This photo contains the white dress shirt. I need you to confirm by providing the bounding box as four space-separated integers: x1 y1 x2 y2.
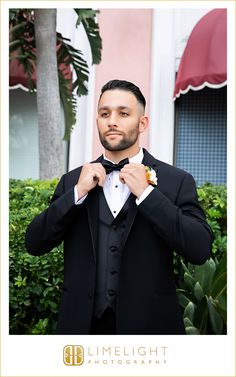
74 148 154 217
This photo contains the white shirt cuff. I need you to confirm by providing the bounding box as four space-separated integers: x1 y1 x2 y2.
74 186 88 205
135 185 154 205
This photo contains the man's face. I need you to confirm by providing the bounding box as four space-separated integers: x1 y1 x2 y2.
97 89 145 152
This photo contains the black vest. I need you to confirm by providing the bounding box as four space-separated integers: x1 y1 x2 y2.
93 189 131 318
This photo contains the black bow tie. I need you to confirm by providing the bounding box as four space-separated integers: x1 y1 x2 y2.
102 158 129 174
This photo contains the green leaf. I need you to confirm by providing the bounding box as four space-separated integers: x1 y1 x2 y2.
177 290 192 309
184 272 195 290
207 297 223 334
183 301 195 323
214 300 227 325
194 258 216 295
194 296 209 334
193 281 204 302
185 326 200 335
180 259 191 275
56 32 89 97
74 8 102 65
58 69 77 140
212 271 227 300
184 317 193 328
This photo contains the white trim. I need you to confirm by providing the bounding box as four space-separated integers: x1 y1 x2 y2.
66 16 95 170
173 80 227 100
149 9 175 165
9 84 36 92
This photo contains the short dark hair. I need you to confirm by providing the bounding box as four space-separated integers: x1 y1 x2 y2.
100 79 146 109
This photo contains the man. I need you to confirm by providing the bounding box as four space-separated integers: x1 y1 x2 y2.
25 79 212 335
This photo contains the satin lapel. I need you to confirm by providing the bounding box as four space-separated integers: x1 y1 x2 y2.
120 149 158 250
142 148 158 171
120 193 138 250
87 186 100 261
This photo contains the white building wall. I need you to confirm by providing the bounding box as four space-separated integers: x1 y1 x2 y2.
149 8 212 165
9 8 214 178
66 7 212 168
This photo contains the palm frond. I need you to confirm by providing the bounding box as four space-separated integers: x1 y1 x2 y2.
9 8 103 140
74 8 102 65
9 9 36 91
58 69 77 141
57 32 90 97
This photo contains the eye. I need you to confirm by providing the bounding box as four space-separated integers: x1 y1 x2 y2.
101 112 109 118
120 112 129 117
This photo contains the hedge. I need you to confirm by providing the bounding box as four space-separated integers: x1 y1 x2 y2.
9 179 227 334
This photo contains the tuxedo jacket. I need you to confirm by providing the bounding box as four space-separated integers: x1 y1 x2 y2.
25 149 212 334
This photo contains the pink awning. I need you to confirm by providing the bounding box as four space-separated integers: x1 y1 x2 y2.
9 58 37 91
173 9 227 100
9 47 72 92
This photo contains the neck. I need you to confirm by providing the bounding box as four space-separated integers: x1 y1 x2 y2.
104 145 140 163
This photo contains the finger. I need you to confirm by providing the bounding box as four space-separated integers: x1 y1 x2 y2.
94 171 106 187
97 175 106 187
119 172 126 184
92 163 106 175
92 164 106 177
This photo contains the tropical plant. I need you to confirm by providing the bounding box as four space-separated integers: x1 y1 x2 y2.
9 8 102 140
173 184 227 334
177 254 227 334
9 8 102 178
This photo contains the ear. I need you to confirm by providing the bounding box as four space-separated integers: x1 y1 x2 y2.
139 116 149 134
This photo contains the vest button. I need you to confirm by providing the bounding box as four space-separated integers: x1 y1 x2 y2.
110 245 117 252
108 289 116 296
112 225 118 230
110 270 117 275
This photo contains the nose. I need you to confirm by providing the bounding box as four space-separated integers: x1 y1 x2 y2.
108 112 118 128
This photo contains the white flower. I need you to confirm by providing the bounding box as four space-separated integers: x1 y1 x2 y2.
145 166 158 186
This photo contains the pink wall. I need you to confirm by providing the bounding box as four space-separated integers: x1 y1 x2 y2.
92 9 153 158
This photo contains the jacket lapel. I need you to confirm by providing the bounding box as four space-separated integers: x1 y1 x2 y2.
142 148 159 171
121 149 159 249
87 187 100 261
120 193 137 250
86 155 103 261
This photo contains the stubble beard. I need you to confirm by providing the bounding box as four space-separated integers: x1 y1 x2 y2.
99 126 140 152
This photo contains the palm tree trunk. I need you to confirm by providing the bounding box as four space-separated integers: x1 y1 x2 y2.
34 9 63 179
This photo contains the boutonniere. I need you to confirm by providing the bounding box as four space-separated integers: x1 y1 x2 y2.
145 166 158 186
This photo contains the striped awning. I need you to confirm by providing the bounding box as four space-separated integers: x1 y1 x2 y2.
173 9 227 100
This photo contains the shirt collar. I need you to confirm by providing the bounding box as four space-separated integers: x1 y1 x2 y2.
103 148 144 164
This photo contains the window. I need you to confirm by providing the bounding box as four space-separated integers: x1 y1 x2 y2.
174 87 227 186
9 89 68 179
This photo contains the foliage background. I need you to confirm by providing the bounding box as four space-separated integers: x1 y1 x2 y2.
9 179 227 334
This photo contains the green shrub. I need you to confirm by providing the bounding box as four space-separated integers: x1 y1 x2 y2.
175 183 227 334
9 179 62 334
197 183 227 258
177 254 226 334
9 179 227 334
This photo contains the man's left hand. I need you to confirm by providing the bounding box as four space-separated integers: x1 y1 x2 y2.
119 163 149 198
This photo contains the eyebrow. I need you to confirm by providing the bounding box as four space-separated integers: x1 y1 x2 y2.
98 105 131 112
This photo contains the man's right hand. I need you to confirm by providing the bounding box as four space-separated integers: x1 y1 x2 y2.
76 163 106 199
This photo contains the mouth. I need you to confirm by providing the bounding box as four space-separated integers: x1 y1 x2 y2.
105 131 123 137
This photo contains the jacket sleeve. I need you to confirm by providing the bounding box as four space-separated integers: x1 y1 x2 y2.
137 173 213 264
25 174 81 256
